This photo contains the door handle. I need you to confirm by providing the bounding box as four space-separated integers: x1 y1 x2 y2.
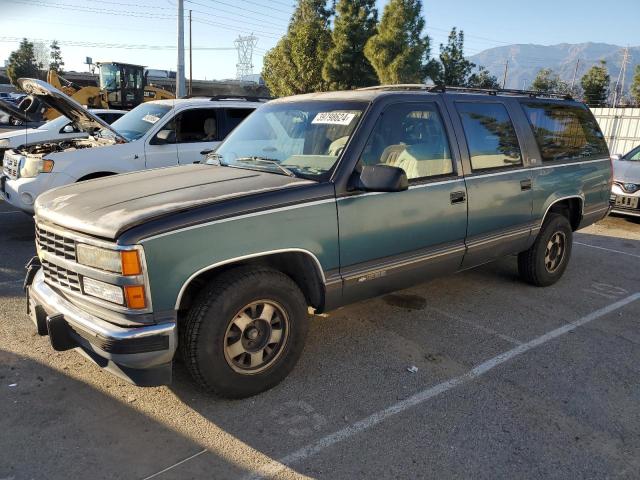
520 179 532 191
450 191 466 204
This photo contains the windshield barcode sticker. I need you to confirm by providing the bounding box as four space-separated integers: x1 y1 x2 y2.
312 112 356 125
142 114 161 124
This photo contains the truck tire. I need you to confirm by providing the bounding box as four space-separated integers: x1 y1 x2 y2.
518 213 573 287
181 266 309 398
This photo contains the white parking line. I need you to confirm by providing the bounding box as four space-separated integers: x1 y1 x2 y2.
246 293 640 480
427 305 523 345
0 279 22 287
574 241 640 259
0 211 21 215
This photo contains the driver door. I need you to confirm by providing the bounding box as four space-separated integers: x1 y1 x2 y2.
144 115 179 168
337 101 468 303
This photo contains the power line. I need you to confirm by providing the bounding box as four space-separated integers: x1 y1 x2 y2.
193 18 279 40
185 0 290 23
0 36 235 51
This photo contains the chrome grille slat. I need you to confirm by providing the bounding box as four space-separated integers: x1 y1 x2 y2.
41 259 82 293
36 224 76 261
3 153 20 179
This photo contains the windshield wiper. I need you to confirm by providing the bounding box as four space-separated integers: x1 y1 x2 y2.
235 156 296 177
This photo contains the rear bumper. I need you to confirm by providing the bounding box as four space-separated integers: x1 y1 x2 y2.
28 268 177 386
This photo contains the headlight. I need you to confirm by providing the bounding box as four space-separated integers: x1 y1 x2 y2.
19 157 54 178
76 244 142 275
82 277 124 305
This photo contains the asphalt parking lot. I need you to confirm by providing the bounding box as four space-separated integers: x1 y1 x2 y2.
1 198 639 480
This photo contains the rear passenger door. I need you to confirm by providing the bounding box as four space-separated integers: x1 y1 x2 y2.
338 101 468 303
446 98 534 267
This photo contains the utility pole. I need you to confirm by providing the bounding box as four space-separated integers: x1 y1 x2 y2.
176 0 185 98
613 47 631 107
188 9 193 96
502 59 509 89
570 58 580 90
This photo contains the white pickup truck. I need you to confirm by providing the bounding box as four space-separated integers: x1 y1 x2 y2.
1 79 264 213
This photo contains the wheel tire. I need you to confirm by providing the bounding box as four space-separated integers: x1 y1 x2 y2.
518 213 573 287
181 267 309 398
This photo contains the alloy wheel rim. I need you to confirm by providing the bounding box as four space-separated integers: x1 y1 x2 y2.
544 231 566 273
223 300 289 375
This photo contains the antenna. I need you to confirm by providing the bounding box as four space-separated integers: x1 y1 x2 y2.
235 34 258 80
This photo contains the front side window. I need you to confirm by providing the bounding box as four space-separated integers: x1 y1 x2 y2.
212 101 366 179
360 103 454 180
110 103 172 141
457 102 522 171
222 108 255 137
522 102 608 162
625 146 640 161
175 108 219 143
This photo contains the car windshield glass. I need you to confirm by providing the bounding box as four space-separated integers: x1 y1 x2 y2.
108 103 172 141
210 101 366 178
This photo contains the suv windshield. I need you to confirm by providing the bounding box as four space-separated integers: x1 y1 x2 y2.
211 101 366 178
108 103 172 141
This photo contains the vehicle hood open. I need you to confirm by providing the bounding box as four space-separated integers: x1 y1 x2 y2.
34 165 315 239
613 159 640 184
0 97 36 123
17 78 127 143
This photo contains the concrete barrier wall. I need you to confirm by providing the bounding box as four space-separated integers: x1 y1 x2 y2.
591 107 640 155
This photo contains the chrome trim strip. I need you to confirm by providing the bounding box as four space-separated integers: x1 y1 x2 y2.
466 157 610 181
142 198 337 242
342 244 466 283
174 248 328 310
465 226 532 250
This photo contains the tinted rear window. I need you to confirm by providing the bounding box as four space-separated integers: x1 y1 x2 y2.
522 103 608 162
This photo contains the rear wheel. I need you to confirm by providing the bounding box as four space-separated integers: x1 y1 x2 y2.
181 267 309 398
518 213 573 287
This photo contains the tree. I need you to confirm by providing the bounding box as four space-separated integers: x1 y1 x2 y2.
467 66 501 89
364 0 432 84
580 60 609 106
6 38 42 86
630 65 640 106
433 28 475 87
49 40 65 74
322 0 378 90
530 68 570 94
262 0 332 97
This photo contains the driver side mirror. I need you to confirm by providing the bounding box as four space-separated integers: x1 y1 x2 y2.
153 129 176 145
62 124 75 134
352 165 408 192
611 154 622 161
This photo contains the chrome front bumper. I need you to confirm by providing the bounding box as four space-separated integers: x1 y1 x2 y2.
28 268 177 386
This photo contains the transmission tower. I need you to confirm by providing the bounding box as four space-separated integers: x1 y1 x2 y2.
613 47 631 107
235 34 258 80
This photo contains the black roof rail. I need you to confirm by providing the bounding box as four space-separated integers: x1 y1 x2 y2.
208 95 271 102
357 84 573 100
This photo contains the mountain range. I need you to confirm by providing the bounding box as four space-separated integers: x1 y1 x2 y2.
469 43 639 91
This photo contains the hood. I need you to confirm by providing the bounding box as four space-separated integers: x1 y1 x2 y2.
0 97 35 123
34 165 315 239
17 78 127 143
0 127 40 140
613 159 640 184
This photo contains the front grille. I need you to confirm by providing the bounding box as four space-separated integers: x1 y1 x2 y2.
41 259 82 293
3 153 20 179
36 223 76 261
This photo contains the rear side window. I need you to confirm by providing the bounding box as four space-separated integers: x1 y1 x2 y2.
456 102 522 171
222 108 255 137
522 103 608 162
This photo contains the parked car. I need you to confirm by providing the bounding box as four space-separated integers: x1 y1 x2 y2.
610 145 640 218
1 78 263 213
0 109 126 166
24 86 611 398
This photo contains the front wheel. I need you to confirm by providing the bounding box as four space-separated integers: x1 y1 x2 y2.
181 267 309 398
518 213 573 287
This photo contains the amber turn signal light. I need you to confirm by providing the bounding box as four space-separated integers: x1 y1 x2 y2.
124 285 146 309
121 250 142 276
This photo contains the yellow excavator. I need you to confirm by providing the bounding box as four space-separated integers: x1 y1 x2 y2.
20 62 175 120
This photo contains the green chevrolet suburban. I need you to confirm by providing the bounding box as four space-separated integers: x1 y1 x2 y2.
25 85 612 398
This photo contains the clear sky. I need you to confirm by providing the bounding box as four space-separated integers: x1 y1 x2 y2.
1 0 638 80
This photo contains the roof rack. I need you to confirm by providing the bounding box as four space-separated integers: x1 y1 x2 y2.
357 84 573 100
209 95 271 102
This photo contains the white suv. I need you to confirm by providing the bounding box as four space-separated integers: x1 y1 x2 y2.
1 79 264 213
